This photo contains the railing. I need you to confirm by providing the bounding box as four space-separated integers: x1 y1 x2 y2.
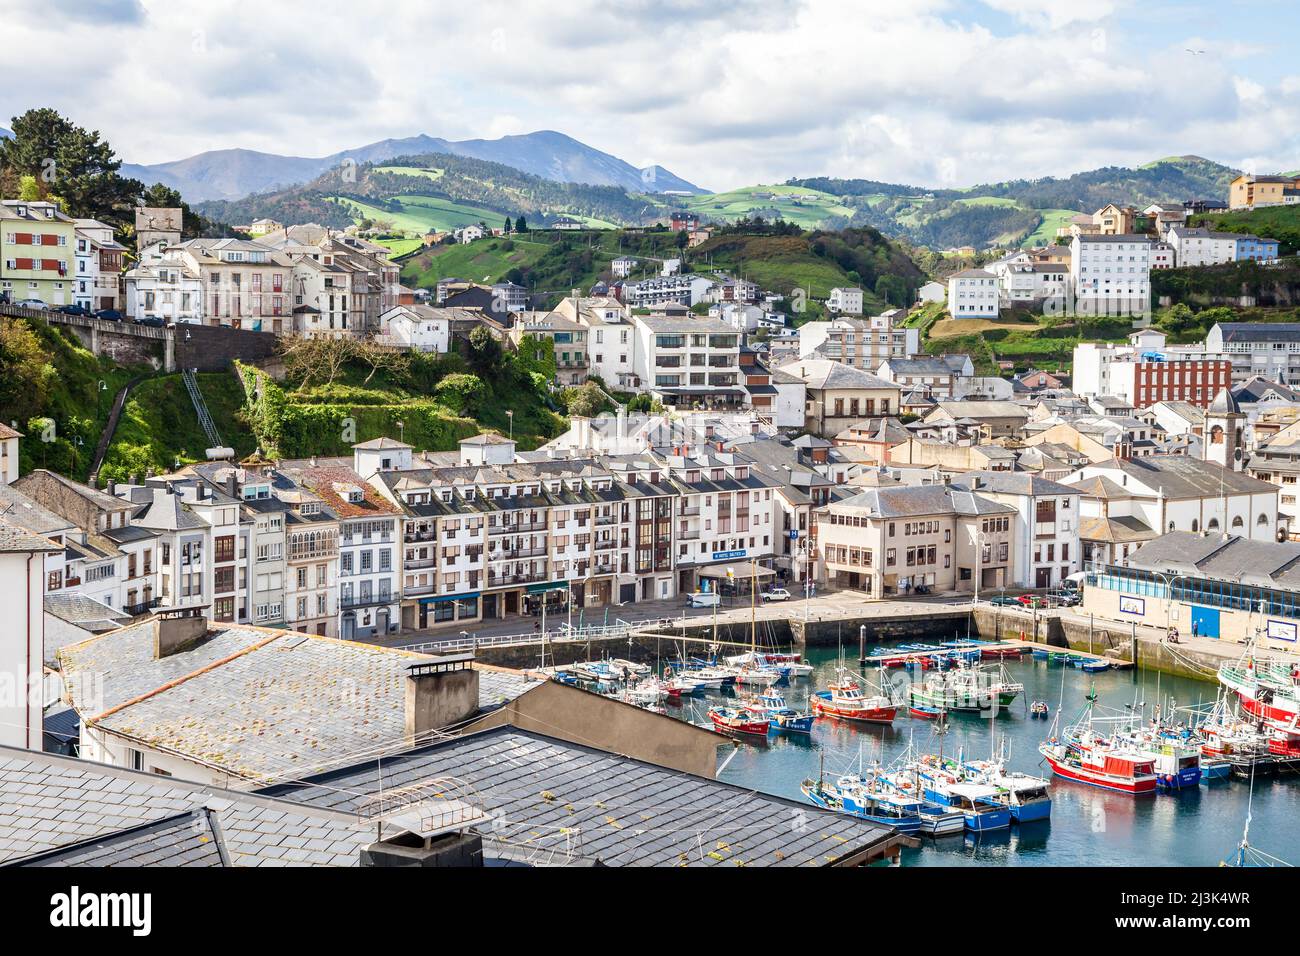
181 369 224 449
400 620 639 655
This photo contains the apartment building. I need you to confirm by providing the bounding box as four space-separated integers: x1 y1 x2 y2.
1073 330 1223 399
1229 174 1300 211
72 219 125 311
796 311 920 370
815 485 1017 596
1165 225 1241 267
987 254 1069 307
950 472 1080 589
290 255 354 337
558 295 640 390
279 461 402 639
875 356 959 399
1204 322 1300 387
946 269 999 318
1069 234 1152 316
633 310 742 407
780 359 901 436
171 238 293 332
10 469 161 616
0 200 77 305
622 273 714 308
827 286 864 314
124 241 204 324
511 312 589 386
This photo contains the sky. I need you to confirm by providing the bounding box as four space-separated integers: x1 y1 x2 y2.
2 0 1299 191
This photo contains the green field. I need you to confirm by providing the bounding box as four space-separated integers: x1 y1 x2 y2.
373 165 446 181
646 184 856 229
402 236 553 287
372 237 425 257
332 194 505 234
1020 209 1076 247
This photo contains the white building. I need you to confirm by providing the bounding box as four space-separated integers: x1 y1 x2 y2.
987 255 1069 307
0 520 59 750
917 281 946 305
632 310 742 407
1065 456 1279 548
378 304 450 353
0 423 19 485
612 256 638 278
623 274 715 308
1069 234 1152 316
951 472 1081 589
1166 225 1238 267
457 224 485 244
946 269 999 318
560 295 640 390
124 241 204 324
827 287 864 315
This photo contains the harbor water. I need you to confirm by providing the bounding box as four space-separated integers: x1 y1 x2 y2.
678 645 1300 866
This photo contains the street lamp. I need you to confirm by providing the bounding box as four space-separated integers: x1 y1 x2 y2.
395 419 404 444
506 409 514 441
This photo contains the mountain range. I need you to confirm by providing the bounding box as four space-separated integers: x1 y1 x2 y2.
120 129 703 202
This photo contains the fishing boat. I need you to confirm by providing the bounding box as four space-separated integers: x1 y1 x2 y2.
980 645 1024 660
800 774 923 834
1038 691 1158 795
606 658 651 677
708 706 770 737
1219 655 1300 730
1030 700 1050 719
1081 660 1110 674
1193 692 1278 779
1031 648 1050 661
811 668 898 724
908 662 1023 713
962 759 1053 823
744 690 814 734
1116 726 1202 791
910 704 944 719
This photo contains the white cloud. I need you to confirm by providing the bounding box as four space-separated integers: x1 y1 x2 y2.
0 0 1297 191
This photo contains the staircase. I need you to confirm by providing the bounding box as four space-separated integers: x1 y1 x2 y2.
181 369 224 450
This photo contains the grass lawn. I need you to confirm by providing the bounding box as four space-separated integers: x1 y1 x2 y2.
1020 209 1076 247
332 194 504 233
650 184 856 229
401 237 552 286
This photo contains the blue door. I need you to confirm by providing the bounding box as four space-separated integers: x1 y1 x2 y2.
1190 605 1220 639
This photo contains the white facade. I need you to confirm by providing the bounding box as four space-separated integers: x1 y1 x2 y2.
917 281 946 304
0 543 54 750
378 305 450 353
827 287 864 315
633 314 742 402
338 512 400 639
947 270 999 318
1069 235 1152 316
1166 226 1237 268
124 242 204 324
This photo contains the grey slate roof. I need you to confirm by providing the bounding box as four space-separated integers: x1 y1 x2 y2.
951 470 1080 497
58 621 543 784
0 747 372 866
832 485 1017 518
0 484 73 535
0 518 60 553
263 727 900 867
43 593 131 632
15 810 229 867
1125 532 1300 589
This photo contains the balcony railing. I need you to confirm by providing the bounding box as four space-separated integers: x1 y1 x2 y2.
489 521 548 535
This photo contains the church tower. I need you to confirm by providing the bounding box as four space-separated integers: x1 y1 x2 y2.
1204 388 1244 471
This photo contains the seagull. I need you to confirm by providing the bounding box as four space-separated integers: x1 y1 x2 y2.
1186 48 1205 55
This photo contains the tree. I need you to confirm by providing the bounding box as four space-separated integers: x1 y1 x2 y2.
563 382 607 417
0 108 144 235
466 325 503 375
278 335 356 389
0 317 55 427
675 229 689 251
434 373 486 415
515 215 528 233
502 216 512 234
352 339 410 385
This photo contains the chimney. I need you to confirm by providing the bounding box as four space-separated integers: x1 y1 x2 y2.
153 610 208 659
405 656 480 743
106 479 116 497
360 830 485 868
227 472 238 499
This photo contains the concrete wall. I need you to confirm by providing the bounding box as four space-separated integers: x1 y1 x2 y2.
485 680 721 778
173 323 278 372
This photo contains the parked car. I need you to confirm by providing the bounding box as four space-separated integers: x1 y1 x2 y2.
685 591 721 609
134 315 165 327
762 587 792 602
989 595 1020 607
1049 589 1081 607
15 298 48 310
54 304 91 316
94 309 124 322
913 583 931 595
1016 594 1046 609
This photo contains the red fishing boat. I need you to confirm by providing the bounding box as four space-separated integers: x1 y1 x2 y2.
811 668 898 724
980 645 1024 660
1038 691 1158 795
707 706 770 737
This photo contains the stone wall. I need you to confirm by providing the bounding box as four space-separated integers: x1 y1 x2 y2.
173 323 278 372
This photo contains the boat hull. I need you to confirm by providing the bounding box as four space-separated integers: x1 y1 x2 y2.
1010 799 1052 824
1040 750 1158 795
812 695 898 724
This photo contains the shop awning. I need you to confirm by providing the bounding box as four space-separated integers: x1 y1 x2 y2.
419 592 480 605
526 581 571 594
699 562 776 580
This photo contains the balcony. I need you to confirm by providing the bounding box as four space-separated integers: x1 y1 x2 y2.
492 545 547 559
341 594 393 610
490 521 548 535
123 597 161 616
488 571 547 588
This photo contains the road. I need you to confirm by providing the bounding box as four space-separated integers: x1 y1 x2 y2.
374 589 976 651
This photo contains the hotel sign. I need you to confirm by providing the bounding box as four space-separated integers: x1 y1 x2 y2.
712 549 747 561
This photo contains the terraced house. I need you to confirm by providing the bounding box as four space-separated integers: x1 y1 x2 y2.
0 200 77 305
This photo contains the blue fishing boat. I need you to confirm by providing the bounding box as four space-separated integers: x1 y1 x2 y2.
744 690 814 734
1031 648 1050 661
1081 660 1110 674
800 772 923 834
